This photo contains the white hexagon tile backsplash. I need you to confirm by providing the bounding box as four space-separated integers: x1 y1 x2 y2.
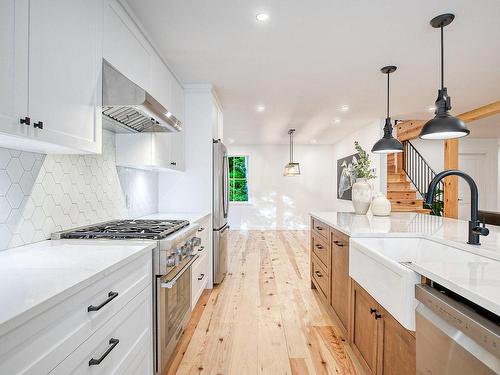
0 130 158 250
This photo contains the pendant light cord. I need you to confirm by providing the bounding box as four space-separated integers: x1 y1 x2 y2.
386 72 390 118
441 26 444 89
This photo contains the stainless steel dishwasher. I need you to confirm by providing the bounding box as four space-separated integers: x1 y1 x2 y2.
415 284 500 375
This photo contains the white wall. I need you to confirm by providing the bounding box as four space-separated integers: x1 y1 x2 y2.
227 144 335 230
330 120 386 211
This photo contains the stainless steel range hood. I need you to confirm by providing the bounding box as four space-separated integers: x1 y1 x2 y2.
102 60 182 133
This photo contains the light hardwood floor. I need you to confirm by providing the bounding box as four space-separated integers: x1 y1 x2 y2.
175 230 362 375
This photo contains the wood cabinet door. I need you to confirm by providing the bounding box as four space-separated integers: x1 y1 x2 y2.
330 231 349 330
377 307 416 375
349 281 379 375
28 0 103 153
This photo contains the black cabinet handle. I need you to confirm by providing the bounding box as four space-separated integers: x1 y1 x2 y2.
333 240 344 247
20 117 30 125
198 246 205 252
33 121 43 129
374 312 382 320
170 162 177 166
314 270 323 278
88 338 119 366
315 244 324 250
370 308 377 314
197 227 205 232
315 226 323 231
198 273 205 281
88 291 119 312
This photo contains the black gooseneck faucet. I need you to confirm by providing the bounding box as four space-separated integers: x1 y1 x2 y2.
425 169 489 245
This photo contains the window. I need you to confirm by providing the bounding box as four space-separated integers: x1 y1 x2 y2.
229 156 249 202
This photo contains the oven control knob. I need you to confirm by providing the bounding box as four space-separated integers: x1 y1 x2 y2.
191 237 201 246
181 244 189 255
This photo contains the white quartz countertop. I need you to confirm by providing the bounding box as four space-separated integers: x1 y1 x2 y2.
312 211 500 315
311 211 500 261
0 239 156 335
139 211 211 224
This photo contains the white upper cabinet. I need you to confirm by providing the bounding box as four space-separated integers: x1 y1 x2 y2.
150 54 173 112
28 0 103 154
0 0 103 154
0 0 29 143
103 0 151 92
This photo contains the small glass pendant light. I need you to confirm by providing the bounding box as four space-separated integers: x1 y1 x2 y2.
419 13 470 140
372 65 404 153
284 129 300 176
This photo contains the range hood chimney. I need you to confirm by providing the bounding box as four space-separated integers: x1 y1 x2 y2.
102 60 182 133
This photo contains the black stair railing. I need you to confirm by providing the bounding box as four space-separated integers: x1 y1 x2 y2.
402 140 444 216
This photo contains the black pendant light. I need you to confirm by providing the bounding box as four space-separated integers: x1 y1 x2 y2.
419 13 469 140
372 65 404 154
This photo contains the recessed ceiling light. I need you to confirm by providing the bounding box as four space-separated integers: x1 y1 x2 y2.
333 118 341 124
255 105 265 112
428 106 436 112
339 105 349 112
256 13 270 22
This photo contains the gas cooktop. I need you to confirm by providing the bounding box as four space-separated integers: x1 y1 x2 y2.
55 219 190 240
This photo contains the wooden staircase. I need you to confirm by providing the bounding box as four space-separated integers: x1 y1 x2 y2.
387 154 431 214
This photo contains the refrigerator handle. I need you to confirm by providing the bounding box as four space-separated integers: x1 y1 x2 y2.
223 154 229 218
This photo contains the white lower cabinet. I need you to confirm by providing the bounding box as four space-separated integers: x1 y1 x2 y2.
49 286 152 375
191 216 211 307
0 252 153 375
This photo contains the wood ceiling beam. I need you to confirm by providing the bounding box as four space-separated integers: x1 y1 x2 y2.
458 100 500 123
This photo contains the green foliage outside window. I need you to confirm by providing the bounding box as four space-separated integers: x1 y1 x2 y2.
229 156 248 202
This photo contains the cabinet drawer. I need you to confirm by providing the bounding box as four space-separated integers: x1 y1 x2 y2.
331 228 349 248
49 286 152 375
0 252 152 375
192 252 209 307
311 218 329 240
311 233 330 270
311 255 330 302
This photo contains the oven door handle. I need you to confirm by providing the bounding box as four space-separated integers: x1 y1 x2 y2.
160 254 199 289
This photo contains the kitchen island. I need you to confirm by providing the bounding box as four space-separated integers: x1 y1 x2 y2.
310 211 500 375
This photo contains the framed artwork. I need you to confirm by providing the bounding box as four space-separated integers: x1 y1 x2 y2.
337 153 359 201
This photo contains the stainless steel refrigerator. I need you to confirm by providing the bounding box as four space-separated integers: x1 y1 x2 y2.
213 139 229 284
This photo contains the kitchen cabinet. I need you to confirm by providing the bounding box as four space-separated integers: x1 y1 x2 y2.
330 228 350 331
0 251 152 374
116 132 184 171
192 216 211 306
0 0 103 154
103 0 152 93
349 280 416 375
310 218 349 334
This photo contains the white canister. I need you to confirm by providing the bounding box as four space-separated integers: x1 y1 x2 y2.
371 193 391 216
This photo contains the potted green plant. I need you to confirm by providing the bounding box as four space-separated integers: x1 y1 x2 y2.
352 141 376 214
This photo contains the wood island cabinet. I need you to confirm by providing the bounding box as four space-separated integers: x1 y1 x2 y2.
310 216 416 375
349 280 416 375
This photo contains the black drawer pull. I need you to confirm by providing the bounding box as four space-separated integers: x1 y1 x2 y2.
170 161 177 166
88 338 119 366
374 312 382 320
33 121 43 129
314 270 323 278
88 291 119 312
315 244 324 250
198 273 205 281
315 226 323 231
370 308 377 314
198 246 205 252
198 227 205 232
333 240 344 247
20 117 30 125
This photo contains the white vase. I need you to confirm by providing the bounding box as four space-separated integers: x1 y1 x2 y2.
352 178 372 215
371 193 392 216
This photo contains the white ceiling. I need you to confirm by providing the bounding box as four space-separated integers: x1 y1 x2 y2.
126 0 500 144
468 114 500 138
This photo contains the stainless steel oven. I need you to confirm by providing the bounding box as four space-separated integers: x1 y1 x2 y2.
155 253 198 375
416 284 500 375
